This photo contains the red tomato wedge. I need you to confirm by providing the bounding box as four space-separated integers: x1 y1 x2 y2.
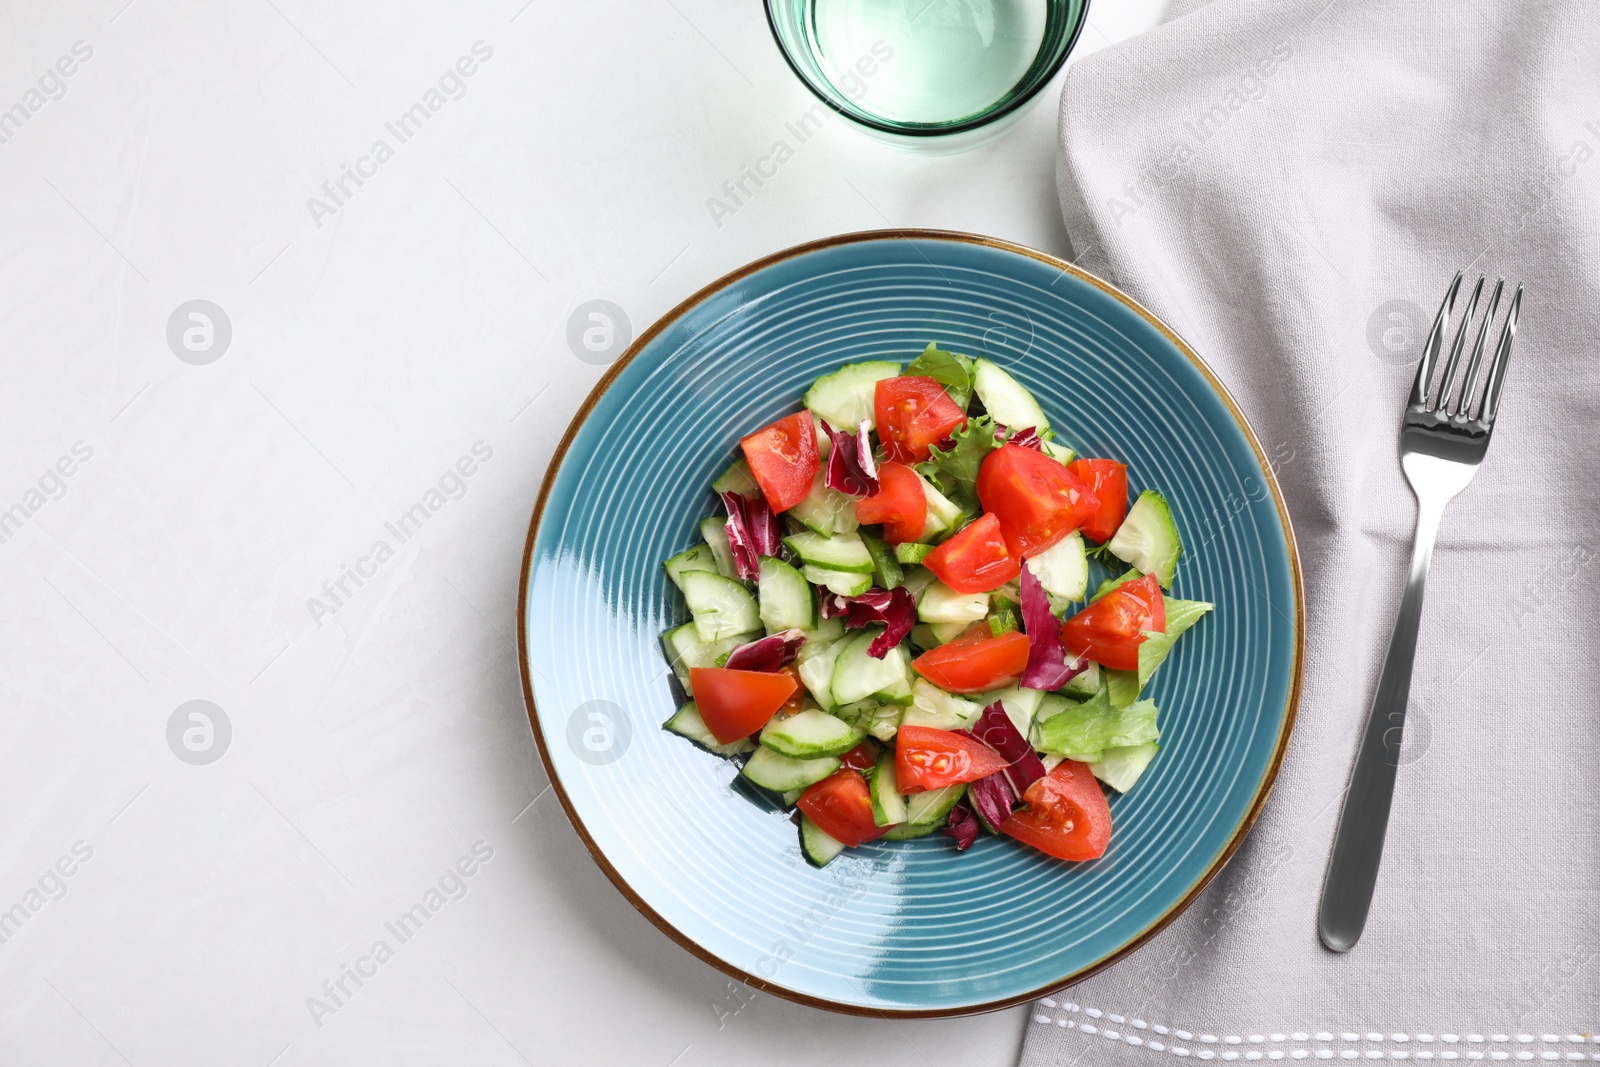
911 628 1031 694
688 667 798 743
739 411 820 513
977 444 1100 557
797 770 886 846
839 741 880 773
1059 574 1166 671
855 461 927 544
1001 759 1112 861
874 376 968 463
922 512 1021 593
895 725 1009 794
1067 458 1129 543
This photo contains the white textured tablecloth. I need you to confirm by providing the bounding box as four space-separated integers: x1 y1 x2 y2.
1024 1 1600 1064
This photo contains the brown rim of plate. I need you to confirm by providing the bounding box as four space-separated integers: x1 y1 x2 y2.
515 228 1305 1019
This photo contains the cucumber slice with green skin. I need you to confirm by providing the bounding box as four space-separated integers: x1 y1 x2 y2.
788 470 859 537
758 556 815 634
661 624 756 693
802 361 901 431
782 787 804 806
784 531 874 573
930 620 971 644
918 580 989 624
972 358 1050 434
908 622 939 650
905 782 967 826
895 542 934 565
981 684 1044 737
797 638 847 710
859 529 903 590
1042 439 1076 465
802 566 873 597
830 628 911 707
711 458 760 497
759 709 866 760
741 746 841 793
1090 741 1160 792
874 667 914 706
881 822 936 840
1062 660 1101 698
798 814 849 867
901 678 984 730
663 702 755 756
865 704 902 742
1026 531 1087 601
1107 490 1183 588
870 750 908 826
805 615 846 645
664 543 720 591
915 473 964 543
901 566 936 602
699 516 738 579
680 570 762 642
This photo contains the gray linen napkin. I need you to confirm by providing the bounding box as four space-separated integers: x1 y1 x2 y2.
1024 1 1600 1063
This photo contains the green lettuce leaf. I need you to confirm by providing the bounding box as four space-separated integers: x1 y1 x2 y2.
906 342 974 409
1036 681 1160 757
1105 597 1214 706
916 414 1002 516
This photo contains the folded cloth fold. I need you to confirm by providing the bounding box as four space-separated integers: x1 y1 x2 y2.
1025 2 1600 1064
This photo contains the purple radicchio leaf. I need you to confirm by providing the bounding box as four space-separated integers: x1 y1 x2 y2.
719 491 781 581
967 700 1047 794
965 771 1018 833
723 629 806 672
1008 426 1044 452
825 419 880 496
836 586 916 658
1019 560 1084 691
943 800 981 851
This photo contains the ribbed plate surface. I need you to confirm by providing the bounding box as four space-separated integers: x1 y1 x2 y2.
518 231 1301 1015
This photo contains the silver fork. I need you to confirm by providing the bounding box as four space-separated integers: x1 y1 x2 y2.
1318 271 1524 953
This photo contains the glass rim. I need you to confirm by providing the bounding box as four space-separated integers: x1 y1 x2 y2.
762 0 1092 137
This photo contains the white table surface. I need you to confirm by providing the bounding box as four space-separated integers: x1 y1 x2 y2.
0 1 1168 1063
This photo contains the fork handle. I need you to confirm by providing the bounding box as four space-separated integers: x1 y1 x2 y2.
1318 495 1447 952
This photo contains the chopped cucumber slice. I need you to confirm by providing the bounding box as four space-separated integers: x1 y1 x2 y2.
796 637 847 711
918 580 989 624
798 814 848 867
781 787 804 806
803 614 846 645
660 624 755 693
915 473 965 542
1107 490 1182 588
973 358 1049 434
906 782 967 826
901 678 984 730
711 458 760 497
909 622 939 650
1090 741 1160 793
663 702 755 756
895 542 934 565
758 556 815 634
1026 531 1087 600
980 684 1044 737
874 667 913 706
663 543 720 591
1042 439 1076 465
741 746 840 792
1063 660 1101 697
866 704 902 742
870 749 908 826
831 627 911 707
680 570 761 642
802 566 873 597
784 530 874 573
901 566 937 601
930 620 971 644
788 470 859 537
759 709 866 760
859 529 903 590
882 822 937 840
698 516 737 579
802 361 901 430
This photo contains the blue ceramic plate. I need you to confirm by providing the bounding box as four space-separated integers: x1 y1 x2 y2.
518 231 1302 1016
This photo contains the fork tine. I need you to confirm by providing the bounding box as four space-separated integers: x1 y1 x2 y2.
1454 278 1504 418
1410 271 1463 408
1479 284 1523 425
1432 275 1484 412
